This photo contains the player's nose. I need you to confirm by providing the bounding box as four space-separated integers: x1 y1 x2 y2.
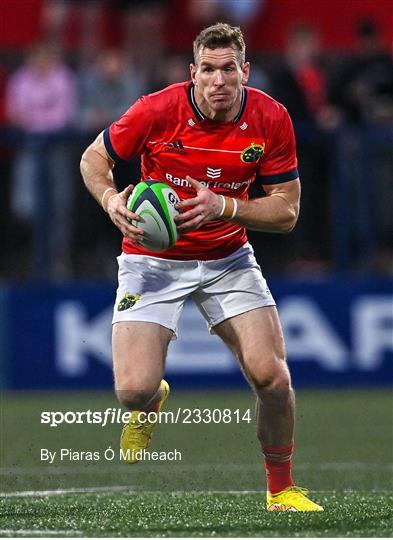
213 70 225 85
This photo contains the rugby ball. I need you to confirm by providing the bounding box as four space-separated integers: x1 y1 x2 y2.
127 180 180 251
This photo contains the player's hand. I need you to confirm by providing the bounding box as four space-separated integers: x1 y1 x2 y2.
106 184 144 243
175 176 224 232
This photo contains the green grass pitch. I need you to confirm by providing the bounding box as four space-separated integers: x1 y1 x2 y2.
0 389 392 537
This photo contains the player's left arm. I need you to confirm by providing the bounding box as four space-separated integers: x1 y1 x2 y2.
175 176 300 233
233 177 300 233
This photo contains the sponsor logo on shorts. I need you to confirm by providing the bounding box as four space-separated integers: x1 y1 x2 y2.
117 293 141 311
240 142 265 163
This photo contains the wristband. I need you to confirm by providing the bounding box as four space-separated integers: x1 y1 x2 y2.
101 187 117 212
218 194 226 217
222 197 234 220
229 198 238 220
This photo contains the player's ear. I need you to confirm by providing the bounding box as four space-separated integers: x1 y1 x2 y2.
241 62 250 85
190 63 197 83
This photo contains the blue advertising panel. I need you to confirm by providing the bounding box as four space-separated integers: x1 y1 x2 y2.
1 279 392 389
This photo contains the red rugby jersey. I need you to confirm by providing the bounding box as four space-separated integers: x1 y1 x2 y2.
103 81 298 260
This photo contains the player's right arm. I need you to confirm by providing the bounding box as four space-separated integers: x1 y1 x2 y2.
80 132 143 242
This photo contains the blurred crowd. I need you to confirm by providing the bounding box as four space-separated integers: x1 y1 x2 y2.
0 0 392 281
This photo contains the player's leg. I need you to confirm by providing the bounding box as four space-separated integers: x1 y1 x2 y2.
214 308 322 511
111 253 200 463
113 321 172 410
113 321 172 464
213 306 294 465
193 243 323 510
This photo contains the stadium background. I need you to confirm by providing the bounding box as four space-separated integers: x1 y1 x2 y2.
0 0 392 537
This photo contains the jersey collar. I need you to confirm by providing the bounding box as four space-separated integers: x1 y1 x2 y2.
188 82 247 123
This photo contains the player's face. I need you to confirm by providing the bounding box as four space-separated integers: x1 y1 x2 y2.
190 46 249 121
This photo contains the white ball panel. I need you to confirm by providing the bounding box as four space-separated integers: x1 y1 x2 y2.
132 200 171 251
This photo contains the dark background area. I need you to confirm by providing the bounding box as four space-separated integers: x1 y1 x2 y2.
0 0 392 282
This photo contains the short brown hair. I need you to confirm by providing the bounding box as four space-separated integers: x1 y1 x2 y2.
193 22 246 65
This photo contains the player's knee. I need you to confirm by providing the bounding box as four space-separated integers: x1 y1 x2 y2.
115 385 159 410
250 360 292 397
265 371 292 398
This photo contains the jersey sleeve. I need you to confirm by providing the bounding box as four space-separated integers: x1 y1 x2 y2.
257 106 299 185
103 95 153 162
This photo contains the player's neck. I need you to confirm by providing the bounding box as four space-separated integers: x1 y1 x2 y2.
194 89 243 123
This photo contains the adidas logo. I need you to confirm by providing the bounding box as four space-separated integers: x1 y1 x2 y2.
207 167 222 179
164 139 187 154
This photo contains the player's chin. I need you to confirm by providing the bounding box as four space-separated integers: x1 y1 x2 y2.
209 94 232 105
209 102 232 115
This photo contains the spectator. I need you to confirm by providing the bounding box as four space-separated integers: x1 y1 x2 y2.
330 19 393 124
6 44 77 280
246 56 271 93
188 0 265 28
152 54 190 91
41 0 104 64
269 24 334 269
76 48 146 277
78 48 146 132
328 21 393 272
117 0 168 79
0 63 13 278
272 23 334 126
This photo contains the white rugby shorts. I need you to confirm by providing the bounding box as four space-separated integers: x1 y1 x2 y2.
112 242 275 336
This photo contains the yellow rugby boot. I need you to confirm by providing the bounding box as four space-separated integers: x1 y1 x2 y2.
120 380 170 464
266 486 324 512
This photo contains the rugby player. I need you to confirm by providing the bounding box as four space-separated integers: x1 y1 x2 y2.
80 22 323 512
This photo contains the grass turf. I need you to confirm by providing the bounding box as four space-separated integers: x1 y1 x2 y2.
2 491 392 537
0 389 392 537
